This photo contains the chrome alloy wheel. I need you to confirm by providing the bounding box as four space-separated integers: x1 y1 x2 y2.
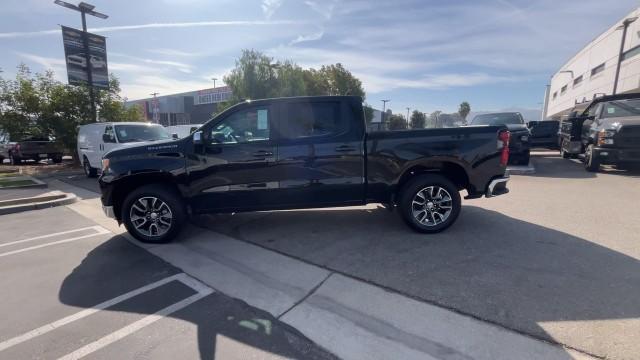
129 196 173 237
411 186 453 226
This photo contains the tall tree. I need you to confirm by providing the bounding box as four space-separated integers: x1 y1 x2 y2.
388 113 408 130
363 103 375 124
428 110 442 128
410 110 426 129
458 101 471 122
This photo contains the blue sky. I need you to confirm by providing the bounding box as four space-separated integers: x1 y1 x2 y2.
0 0 638 114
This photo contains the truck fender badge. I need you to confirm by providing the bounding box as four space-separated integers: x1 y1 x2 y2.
147 144 178 151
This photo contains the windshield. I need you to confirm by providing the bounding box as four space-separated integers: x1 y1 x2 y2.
601 99 640 118
114 124 170 143
471 113 524 125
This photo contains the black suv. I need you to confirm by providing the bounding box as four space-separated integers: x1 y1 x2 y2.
558 93 640 172
469 112 531 165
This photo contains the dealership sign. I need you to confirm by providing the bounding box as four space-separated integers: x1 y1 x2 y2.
61 26 109 89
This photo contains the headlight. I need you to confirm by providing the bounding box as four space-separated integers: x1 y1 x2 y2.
597 129 616 146
101 158 110 171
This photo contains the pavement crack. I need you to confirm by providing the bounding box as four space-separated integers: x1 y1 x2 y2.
277 272 334 320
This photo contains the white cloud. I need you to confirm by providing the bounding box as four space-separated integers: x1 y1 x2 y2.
289 30 324 45
262 0 283 19
120 75 215 100
109 53 193 73
13 52 67 81
304 0 336 20
0 20 301 39
146 48 203 58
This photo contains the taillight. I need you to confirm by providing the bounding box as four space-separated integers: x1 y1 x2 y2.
15 144 21 152
498 130 510 166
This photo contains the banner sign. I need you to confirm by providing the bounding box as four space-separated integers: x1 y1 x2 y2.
61 26 109 89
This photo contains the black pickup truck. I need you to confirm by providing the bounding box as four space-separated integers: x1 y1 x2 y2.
99 96 511 243
559 93 640 172
469 112 531 165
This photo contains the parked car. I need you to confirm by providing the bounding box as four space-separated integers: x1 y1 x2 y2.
469 112 531 165
0 134 63 165
77 122 171 177
98 96 511 243
558 93 640 172
527 120 560 149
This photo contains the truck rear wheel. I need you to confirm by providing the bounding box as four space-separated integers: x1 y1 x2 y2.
560 140 571 159
399 174 461 234
9 154 22 165
122 184 186 243
83 157 98 178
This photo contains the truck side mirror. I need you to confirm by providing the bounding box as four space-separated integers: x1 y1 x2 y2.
193 131 203 144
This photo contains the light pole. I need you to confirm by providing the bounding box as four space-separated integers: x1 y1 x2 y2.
211 77 218 88
54 1 108 122
613 17 638 95
406 107 411 128
381 99 390 129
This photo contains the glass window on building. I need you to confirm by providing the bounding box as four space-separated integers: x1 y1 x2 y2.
622 45 640 61
553 92 557 100
591 63 605 77
561 85 567 94
573 75 583 86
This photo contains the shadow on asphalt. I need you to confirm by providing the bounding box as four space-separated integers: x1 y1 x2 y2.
527 152 640 179
195 204 640 359
58 235 335 360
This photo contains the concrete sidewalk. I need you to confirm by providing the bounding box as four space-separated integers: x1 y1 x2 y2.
51 180 594 360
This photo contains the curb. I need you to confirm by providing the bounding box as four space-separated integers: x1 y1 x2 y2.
507 164 536 175
0 175 48 189
0 191 77 215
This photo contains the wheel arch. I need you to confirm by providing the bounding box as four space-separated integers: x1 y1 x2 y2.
110 172 183 221
394 161 470 201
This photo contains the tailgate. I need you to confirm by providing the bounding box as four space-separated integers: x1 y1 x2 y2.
19 141 60 154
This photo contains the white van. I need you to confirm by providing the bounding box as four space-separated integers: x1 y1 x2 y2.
166 125 200 139
77 122 170 177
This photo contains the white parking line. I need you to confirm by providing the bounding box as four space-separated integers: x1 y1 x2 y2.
57 290 212 360
0 226 110 258
0 273 212 353
0 226 104 249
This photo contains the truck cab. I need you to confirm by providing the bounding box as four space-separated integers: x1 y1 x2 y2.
558 94 640 171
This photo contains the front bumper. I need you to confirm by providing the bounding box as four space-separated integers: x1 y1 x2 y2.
485 176 510 197
102 205 116 219
594 147 640 164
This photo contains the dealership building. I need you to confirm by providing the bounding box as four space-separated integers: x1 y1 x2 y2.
543 6 640 119
126 86 232 126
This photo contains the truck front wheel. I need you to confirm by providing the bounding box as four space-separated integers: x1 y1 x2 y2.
399 174 461 234
122 184 186 243
584 145 601 172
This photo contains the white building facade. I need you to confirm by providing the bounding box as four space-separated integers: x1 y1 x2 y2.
544 7 640 119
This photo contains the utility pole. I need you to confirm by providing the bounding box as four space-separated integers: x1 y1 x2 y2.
406 107 411 128
613 17 638 95
211 77 218 88
54 1 108 122
381 99 390 129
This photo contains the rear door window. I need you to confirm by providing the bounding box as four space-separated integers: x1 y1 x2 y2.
279 102 344 140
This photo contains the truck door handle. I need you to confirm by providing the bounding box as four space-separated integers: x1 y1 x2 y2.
335 145 356 152
252 150 273 157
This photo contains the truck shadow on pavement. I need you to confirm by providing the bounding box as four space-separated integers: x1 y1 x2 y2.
57 235 335 360
197 205 640 359
528 152 640 179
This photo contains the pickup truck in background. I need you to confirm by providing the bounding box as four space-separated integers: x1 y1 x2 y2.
99 96 511 243
559 93 640 172
0 135 64 165
468 112 531 165
527 120 560 149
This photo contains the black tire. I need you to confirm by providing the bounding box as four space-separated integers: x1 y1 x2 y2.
560 140 571 159
52 155 63 164
122 184 186 243
517 152 530 166
399 174 462 234
0 156 4 164
83 157 98 178
584 144 600 172
9 154 22 165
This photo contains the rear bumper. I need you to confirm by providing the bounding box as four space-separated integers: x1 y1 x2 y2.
594 147 640 164
485 176 509 198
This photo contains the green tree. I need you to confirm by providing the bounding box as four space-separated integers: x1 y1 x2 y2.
458 101 471 122
410 110 426 129
388 113 407 130
310 63 365 98
223 49 280 104
428 110 442 128
363 103 375 124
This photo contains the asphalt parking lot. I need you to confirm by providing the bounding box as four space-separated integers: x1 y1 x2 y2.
7 150 640 360
192 151 640 360
0 205 336 360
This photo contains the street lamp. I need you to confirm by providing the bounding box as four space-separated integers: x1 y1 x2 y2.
613 17 638 95
211 77 218 88
54 1 108 122
381 99 390 128
406 107 411 128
